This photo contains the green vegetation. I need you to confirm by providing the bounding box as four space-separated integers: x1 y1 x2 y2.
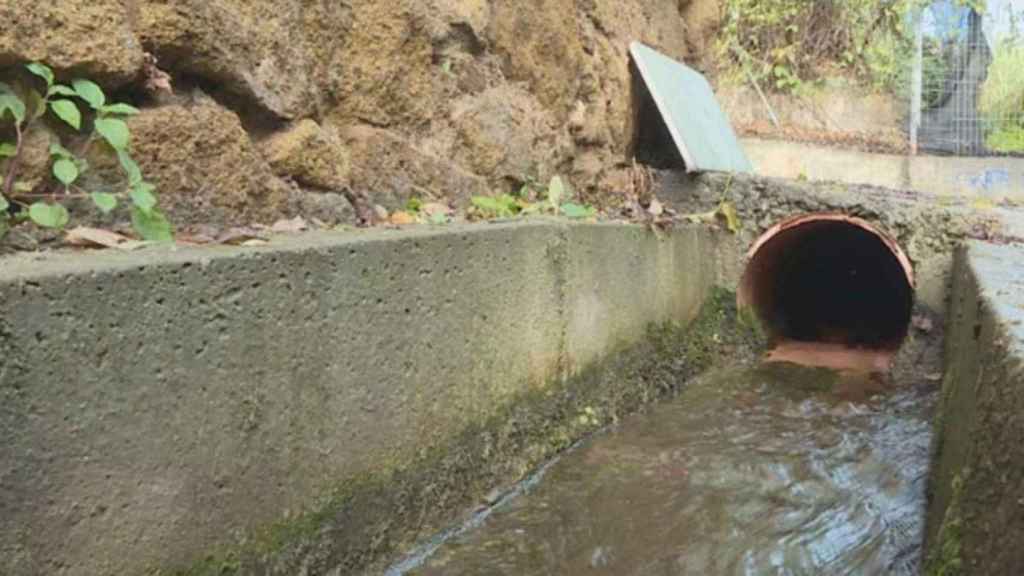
717 0 917 94
981 43 1024 153
0 63 171 241
925 473 965 576
717 0 987 96
469 176 596 221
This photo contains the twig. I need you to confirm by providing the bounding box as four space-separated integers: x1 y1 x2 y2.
3 120 24 200
730 45 781 129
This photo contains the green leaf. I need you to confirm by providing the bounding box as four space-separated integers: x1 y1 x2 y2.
26 63 54 87
72 79 106 110
94 117 130 150
28 202 70 229
49 141 74 159
547 175 565 206
48 85 77 98
90 192 118 214
131 206 173 242
130 182 157 213
53 158 79 186
405 197 423 213
717 201 742 234
0 195 8 212
0 89 26 123
430 211 448 225
0 215 8 239
0 142 16 158
471 195 519 218
50 99 82 130
100 103 141 116
560 202 596 219
118 150 142 185
472 196 501 213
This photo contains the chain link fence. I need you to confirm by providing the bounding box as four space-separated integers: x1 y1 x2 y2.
909 0 1024 156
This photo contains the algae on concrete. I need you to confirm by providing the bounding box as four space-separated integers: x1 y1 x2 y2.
170 287 763 576
925 241 1024 576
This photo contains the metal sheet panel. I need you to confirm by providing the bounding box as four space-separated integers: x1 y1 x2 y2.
629 42 753 174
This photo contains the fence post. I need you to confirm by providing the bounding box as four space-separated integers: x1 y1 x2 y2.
910 6 925 156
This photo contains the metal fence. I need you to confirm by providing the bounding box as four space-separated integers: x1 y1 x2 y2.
909 0 1024 156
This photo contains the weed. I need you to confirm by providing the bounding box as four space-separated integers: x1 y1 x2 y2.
0 62 172 241
469 176 598 221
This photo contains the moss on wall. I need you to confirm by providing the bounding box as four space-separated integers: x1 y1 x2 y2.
169 288 763 576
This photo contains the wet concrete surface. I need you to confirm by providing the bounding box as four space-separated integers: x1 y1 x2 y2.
398 363 937 576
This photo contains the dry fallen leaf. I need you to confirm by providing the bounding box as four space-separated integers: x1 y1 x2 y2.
271 216 309 234
216 227 268 246
421 202 452 217
647 199 664 217
390 211 417 225
65 227 135 250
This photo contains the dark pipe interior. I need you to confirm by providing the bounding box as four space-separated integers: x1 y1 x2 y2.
749 221 914 350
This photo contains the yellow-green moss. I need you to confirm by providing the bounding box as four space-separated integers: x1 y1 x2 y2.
926 473 965 576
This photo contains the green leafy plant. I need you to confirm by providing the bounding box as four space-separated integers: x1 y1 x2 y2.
469 175 599 221
981 43 1024 153
470 194 522 218
0 62 172 241
717 0 931 95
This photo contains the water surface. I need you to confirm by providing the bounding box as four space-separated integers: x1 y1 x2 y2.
405 363 936 576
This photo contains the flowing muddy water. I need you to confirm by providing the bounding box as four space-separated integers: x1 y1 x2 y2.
399 362 937 576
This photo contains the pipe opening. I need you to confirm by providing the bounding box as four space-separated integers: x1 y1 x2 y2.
739 214 915 369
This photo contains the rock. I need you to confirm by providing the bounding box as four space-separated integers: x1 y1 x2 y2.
124 97 288 226
285 188 355 227
134 1 351 120
261 120 350 191
328 2 439 127
0 123 55 195
0 1 144 87
488 0 584 120
449 86 572 186
341 124 489 210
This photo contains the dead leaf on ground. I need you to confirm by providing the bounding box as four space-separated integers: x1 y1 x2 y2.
421 202 452 217
647 199 664 217
175 233 216 245
271 216 309 234
216 227 268 246
717 201 742 234
65 227 141 250
390 211 417 225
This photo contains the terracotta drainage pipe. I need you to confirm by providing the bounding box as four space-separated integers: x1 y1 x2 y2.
738 214 915 372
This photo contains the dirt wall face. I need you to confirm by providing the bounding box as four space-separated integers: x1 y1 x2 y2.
0 0 704 229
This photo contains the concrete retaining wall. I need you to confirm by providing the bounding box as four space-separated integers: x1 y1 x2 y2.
742 137 1024 203
0 221 722 576
926 241 1024 575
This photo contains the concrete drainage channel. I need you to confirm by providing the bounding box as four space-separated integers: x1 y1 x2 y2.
1 175 1023 575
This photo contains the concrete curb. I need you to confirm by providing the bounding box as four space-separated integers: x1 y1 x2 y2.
0 220 724 575
926 240 1024 575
